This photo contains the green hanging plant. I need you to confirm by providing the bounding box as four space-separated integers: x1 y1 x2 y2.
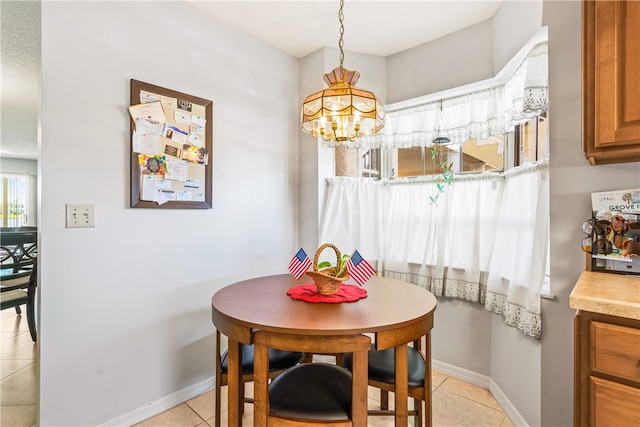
429 100 454 205
428 144 454 205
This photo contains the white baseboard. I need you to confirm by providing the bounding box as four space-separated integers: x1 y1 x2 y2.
98 376 214 427
432 359 491 389
100 362 529 427
488 378 528 427
432 359 528 427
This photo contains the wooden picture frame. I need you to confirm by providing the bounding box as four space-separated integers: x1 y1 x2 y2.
130 79 213 209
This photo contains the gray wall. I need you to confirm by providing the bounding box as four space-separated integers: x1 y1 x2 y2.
542 1 639 426
388 19 498 377
299 47 387 252
387 18 494 104
385 3 544 425
493 0 544 72
39 1 299 424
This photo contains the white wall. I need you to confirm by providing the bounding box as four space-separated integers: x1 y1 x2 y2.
298 49 323 253
0 158 37 175
39 1 299 425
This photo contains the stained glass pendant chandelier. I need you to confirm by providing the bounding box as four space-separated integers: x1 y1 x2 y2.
301 0 384 144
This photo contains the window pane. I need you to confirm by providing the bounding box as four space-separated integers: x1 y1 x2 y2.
397 147 423 177
519 117 538 164
361 148 380 178
537 114 549 161
515 113 549 165
460 136 504 172
0 175 28 227
395 137 504 178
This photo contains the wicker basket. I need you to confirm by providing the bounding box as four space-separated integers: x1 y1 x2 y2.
306 243 349 295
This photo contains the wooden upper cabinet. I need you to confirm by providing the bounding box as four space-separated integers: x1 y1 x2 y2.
583 0 640 165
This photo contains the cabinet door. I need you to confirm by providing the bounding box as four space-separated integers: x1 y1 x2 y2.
583 0 640 165
590 321 640 382
589 376 640 427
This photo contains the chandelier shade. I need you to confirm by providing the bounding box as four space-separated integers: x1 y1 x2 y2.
302 67 384 143
300 0 384 144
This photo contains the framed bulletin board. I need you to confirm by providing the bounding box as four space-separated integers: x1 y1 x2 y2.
129 79 213 209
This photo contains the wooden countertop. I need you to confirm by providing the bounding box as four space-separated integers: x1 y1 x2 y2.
569 271 640 320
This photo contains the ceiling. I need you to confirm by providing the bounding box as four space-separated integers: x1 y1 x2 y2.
0 0 503 161
186 1 504 58
1 1 40 160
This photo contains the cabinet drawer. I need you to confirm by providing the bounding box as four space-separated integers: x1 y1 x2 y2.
589 376 640 427
590 321 640 382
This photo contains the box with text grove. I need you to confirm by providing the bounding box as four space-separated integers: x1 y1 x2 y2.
591 188 640 214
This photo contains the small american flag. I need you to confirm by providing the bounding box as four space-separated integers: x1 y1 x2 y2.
288 248 312 280
347 250 376 286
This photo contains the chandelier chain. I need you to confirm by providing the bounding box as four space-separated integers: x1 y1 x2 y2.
338 0 345 68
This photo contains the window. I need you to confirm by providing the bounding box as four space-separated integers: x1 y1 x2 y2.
386 114 547 179
390 134 505 178
0 175 29 227
360 148 380 178
515 112 549 165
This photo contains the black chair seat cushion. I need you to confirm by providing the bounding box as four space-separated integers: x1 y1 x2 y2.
220 345 304 375
268 363 352 421
343 344 426 388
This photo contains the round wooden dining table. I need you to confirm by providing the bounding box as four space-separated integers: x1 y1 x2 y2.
211 273 437 426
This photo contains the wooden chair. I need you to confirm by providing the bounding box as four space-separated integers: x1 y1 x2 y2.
0 231 38 341
214 330 304 427
342 336 431 427
252 331 371 427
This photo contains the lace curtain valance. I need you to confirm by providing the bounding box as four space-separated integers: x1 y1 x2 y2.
344 39 548 150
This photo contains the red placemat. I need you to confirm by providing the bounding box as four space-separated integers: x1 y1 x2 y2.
287 283 367 303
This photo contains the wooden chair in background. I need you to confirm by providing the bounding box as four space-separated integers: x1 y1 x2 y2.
343 336 431 427
0 231 38 341
214 330 304 427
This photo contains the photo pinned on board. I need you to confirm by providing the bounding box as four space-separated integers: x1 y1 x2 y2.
182 144 209 165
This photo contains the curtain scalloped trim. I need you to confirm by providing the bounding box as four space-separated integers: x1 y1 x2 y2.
382 269 541 340
484 291 542 339
383 270 444 296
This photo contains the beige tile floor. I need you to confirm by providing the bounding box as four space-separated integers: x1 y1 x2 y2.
134 368 515 427
1 307 37 427
1 307 514 427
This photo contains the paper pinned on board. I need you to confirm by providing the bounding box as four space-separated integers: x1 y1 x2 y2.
132 118 161 154
129 101 167 123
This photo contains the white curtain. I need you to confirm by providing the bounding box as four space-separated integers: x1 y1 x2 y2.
318 161 549 339
319 178 384 268
484 161 549 338
355 88 507 148
353 41 548 150
382 172 503 300
504 41 549 128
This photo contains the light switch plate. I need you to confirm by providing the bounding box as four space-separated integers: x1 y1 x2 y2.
66 204 95 228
